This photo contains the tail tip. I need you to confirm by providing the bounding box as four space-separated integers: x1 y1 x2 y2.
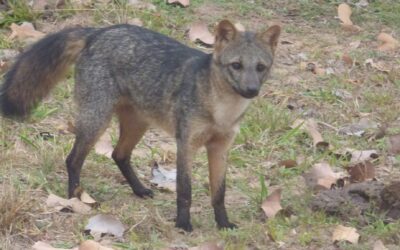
0 92 27 119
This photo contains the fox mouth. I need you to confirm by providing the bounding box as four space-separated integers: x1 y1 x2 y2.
233 87 259 99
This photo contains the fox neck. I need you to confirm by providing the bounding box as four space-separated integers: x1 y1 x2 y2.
208 63 252 129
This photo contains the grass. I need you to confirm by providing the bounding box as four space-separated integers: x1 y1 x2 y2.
0 0 39 27
1 0 400 249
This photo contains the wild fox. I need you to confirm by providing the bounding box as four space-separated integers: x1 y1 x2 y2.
0 20 280 231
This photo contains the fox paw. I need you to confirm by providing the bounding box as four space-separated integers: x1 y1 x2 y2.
175 221 193 232
218 222 238 230
134 188 154 198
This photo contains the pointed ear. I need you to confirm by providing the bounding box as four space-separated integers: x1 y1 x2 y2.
258 25 281 53
214 20 237 51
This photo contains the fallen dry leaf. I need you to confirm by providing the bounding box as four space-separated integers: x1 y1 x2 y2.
188 22 215 45
46 193 91 214
332 225 360 244
337 3 361 32
79 240 114 250
167 0 189 7
349 40 361 49
292 119 329 151
300 62 326 76
9 22 45 43
159 143 177 163
32 240 114 250
33 241 78 250
261 188 282 218
150 162 176 192
188 242 224 250
80 191 97 205
364 58 391 73
94 131 113 159
342 53 353 66
346 161 375 183
377 33 399 51
278 159 297 169
303 163 343 190
338 3 353 26
348 149 378 163
339 117 378 137
373 240 388 250
388 134 400 155
85 214 125 238
234 22 245 32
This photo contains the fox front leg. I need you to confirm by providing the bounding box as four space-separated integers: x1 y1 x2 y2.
206 132 237 229
175 133 194 232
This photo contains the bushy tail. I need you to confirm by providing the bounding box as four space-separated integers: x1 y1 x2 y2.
0 27 96 119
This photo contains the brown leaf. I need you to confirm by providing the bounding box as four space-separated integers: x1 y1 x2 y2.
377 33 399 51
261 188 282 218
85 214 126 238
342 53 353 66
188 22 215 45
46 193 91 214
338 3 353 25
337 4 361 32
373 240 388 250
332 225 360 244
189 242 224 250
94 131 113 159
341 24 361 33
292 119 329 151
348 149 378 163
167 0 189 7
33 241 78 250
346 161 375 183
9 22 45 43
278 159 297 169
388 134 400 155
303 163 342 190
79 240 114 250
365 58 391 73
80 191 97 205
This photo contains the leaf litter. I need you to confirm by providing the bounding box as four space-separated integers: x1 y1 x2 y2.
332 225 360 244
188 22 215 46
46 193 91 214
33 240 114 250
150 161 176 192
261 188 282 218
84 214 126 239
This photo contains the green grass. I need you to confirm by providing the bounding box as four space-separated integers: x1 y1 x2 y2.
0 0 39 27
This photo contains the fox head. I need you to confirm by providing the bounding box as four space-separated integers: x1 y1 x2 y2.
212 20 281 99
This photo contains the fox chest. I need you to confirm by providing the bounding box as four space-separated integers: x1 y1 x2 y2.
213 98 251 132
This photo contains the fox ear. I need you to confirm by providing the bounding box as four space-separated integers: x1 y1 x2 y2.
258 25 281 53
214 20 237 51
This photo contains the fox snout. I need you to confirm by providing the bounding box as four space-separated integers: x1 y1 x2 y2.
241 83 260 98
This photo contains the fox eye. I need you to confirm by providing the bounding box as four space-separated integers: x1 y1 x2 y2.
256 63 267 72
230 62 242 70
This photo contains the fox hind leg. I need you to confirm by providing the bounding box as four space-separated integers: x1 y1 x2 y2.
112 103 153 198
66 104 114 198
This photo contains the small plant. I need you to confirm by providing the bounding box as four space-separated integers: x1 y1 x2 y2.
0 0 39 27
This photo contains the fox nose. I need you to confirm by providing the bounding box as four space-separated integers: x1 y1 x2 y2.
245 85 259 97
